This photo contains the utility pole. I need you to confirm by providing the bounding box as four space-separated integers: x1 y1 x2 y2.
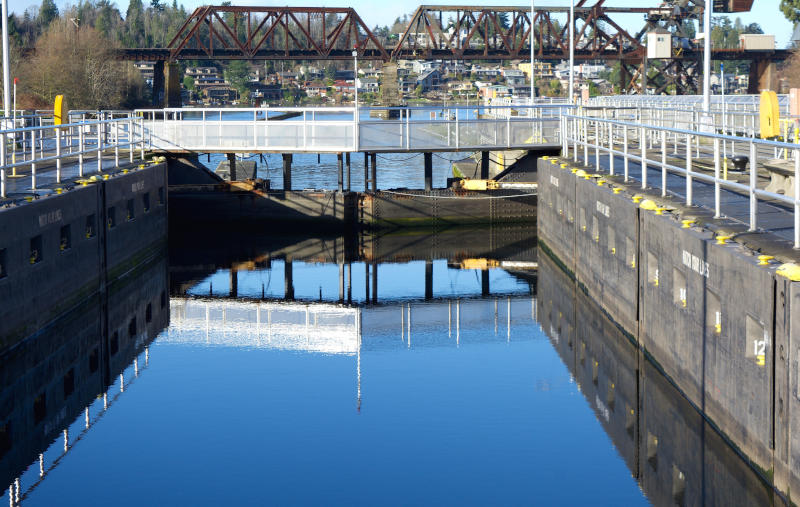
568 0 574 103
530 0 535 104
702 0 712 126
1 0 10 120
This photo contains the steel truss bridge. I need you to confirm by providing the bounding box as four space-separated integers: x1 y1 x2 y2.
114 3 786 96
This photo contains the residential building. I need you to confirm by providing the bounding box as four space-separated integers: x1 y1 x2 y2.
416 69 441 93
357 77 379 93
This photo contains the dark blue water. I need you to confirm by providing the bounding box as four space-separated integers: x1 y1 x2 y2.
1 228 780 505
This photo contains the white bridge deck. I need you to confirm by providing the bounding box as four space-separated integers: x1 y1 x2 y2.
136 105 566 154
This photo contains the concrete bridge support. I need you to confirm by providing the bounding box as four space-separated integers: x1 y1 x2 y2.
424 152 433 191
337 153 343 192
425 259 433 300
370 153 377 192
481 151 489 179
227 153 236 181
282 154 292 191
748 59 777 94
345 153 351 191
363 153 369 192
152 61 165 107
153 61 182 108
284 259 294 300
481 270 490 297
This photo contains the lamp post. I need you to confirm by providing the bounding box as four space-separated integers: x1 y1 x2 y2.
353 48 358 151
1 0 10 121
530 0 535 105
702 0 712 124
568 0 574 103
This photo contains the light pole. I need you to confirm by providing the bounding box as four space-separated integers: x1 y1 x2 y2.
530 0 535 105
353 49 358 150
568 0 574 103
1 0 10 121
702 0 712 122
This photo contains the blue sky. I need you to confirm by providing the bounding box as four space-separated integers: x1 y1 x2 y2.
8 0 796 48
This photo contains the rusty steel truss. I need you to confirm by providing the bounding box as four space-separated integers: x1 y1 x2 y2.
115 2 784 94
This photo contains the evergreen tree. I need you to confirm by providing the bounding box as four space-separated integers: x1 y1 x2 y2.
37 0 58 29
780 0 800 23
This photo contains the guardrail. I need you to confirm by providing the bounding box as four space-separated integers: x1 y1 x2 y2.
561 113 800 248
136 105 568 153
0 115 146 198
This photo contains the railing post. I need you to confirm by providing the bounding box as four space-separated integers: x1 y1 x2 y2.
30 128 36 190
96 122 102 173
0 132 5 198
55 128 61 183
594 121 599 170
114 122 119 168
128 119 134 163
507 113 511 149
573 116 578 163
608 122 614 176
140 118 145 160
78 125 84 177
749 140 757 231
685 133 692 206
713 137 721 218
640 126 647 189
623 124 629 181
455 107 460 150
795 148 799 249
202 110 207 147
405 110 410 151
583 116 588 166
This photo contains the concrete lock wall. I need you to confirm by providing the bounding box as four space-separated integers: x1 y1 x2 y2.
0 163 168 350
538 250 779 506
537 155 800 499
0 256 168 486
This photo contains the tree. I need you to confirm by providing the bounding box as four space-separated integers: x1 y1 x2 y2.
20 21 147 109
224 60 250 100
780 0 800 23
38 0 58 29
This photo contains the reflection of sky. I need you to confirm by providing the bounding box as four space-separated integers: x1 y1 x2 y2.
12 297 647 506
186 259 532 302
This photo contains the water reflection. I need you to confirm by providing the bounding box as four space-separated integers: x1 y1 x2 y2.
1 224 782 505
537 251 786 506
0 256 168 505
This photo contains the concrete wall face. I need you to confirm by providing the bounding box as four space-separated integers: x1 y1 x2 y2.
538 250 778 506
0 256 168 487
537 156 800 500
0 163 168 349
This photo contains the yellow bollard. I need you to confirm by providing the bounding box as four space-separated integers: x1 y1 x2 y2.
716 234 733 245
681 219 696 228
757 255 774 266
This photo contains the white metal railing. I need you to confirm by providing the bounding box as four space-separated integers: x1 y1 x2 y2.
0 114 147 198
561 113 800 248
136 105 567 153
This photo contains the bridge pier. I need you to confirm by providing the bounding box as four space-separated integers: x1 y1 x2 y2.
480 151 489 179
363 152 369 192
282 154 292 191
424 152 433 191
345 153 351 191
284 259 294 300
370 153 377 192
481 270 490 297
337 153 343 192
425 259 433 300
748 59 777 94
152 61 165 107
227 153 236 181
165 62 182 107
230 267 238 298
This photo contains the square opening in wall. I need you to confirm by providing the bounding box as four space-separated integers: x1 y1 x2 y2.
63 368 75 399
143 192 151 213
626 237 636 269
647 252 659 286
158 187 165 205
107 207 116 229
672 465 686 506
85 214 96 239
673 268 687 308
126 199 135 221
29 235 42 265
608 227 616 255
592 216 599 243
745 315 767 367
59 224 71 252
706 290 721 334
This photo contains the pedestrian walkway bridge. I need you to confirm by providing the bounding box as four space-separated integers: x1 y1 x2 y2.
135 104 565 154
